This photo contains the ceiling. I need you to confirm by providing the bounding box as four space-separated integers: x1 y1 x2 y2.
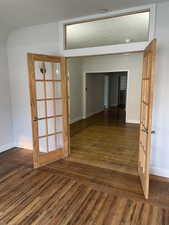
0 0 168 33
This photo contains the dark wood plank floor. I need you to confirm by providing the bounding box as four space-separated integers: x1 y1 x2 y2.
69 108 139 175
0 148 169 224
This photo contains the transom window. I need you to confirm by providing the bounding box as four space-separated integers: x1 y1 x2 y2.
65 11 150 50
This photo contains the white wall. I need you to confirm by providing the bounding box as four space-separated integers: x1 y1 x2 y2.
7 23 60 149
82 53 143 124
67 58 83 123
86 74 105 117
0 37 13 152
150 2 169 177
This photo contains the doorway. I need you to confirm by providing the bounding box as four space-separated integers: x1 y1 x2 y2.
68 55 140 175
27 39 156 199
83 71 128 124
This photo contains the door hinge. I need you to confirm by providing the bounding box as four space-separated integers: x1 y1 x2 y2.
141 128 148 134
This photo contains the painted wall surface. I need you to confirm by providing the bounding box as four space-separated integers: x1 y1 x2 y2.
150 2 169 177
7 23 60 149
0 38 13 152
82 53 143 124
67 58 83 123
86 74 105 117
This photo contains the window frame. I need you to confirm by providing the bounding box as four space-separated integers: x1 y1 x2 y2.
59 4 156 57
64 9 151 50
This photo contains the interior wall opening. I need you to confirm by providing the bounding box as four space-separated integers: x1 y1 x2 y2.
67 52 143 175
83 71 128 123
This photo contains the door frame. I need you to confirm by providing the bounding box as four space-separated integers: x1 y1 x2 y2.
69 69 130 122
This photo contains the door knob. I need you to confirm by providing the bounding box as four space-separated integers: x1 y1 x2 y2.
141 128 155 134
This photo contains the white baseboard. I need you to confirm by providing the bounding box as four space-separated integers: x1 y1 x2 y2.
15 144 33 150
150 166 169 178
126 119 140 124
70 116 83 124
0 143 15 153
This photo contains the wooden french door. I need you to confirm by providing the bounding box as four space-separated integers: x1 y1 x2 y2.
138 39 156 199
27 53 69 168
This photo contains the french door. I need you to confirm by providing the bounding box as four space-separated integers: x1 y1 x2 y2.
27 41 156 198
138 39 156 199
27 53 69 168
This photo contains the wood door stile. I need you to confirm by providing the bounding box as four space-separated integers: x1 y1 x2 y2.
138 39 156 199
27 53 69 168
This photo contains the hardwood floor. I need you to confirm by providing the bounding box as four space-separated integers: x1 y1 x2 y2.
0 147 33 177
0 149 169 224
69 108 139 175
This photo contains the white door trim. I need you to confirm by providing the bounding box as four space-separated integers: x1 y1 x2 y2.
82 70 130 122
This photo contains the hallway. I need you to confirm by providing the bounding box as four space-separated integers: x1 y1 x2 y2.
69 108 139 175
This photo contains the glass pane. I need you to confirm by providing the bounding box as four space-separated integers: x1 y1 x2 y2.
47 100 63 117
56 133 63 148
48 135 56 152
35 61 43 80
38 119 46 137
48 118 55 134
45 81 62 99
55 100 63 115
39 81 62 99
37 101 45 118
35 61 61 80
36 82 44 99
46 82 53 99
48 134 63 152
65 11 150 49
47 117 63 134
51 63 61 80
44 62 52 80
55 82 62 98
39 137 47 153
47 100 54 117
55 63 61 80
56 117 63 132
